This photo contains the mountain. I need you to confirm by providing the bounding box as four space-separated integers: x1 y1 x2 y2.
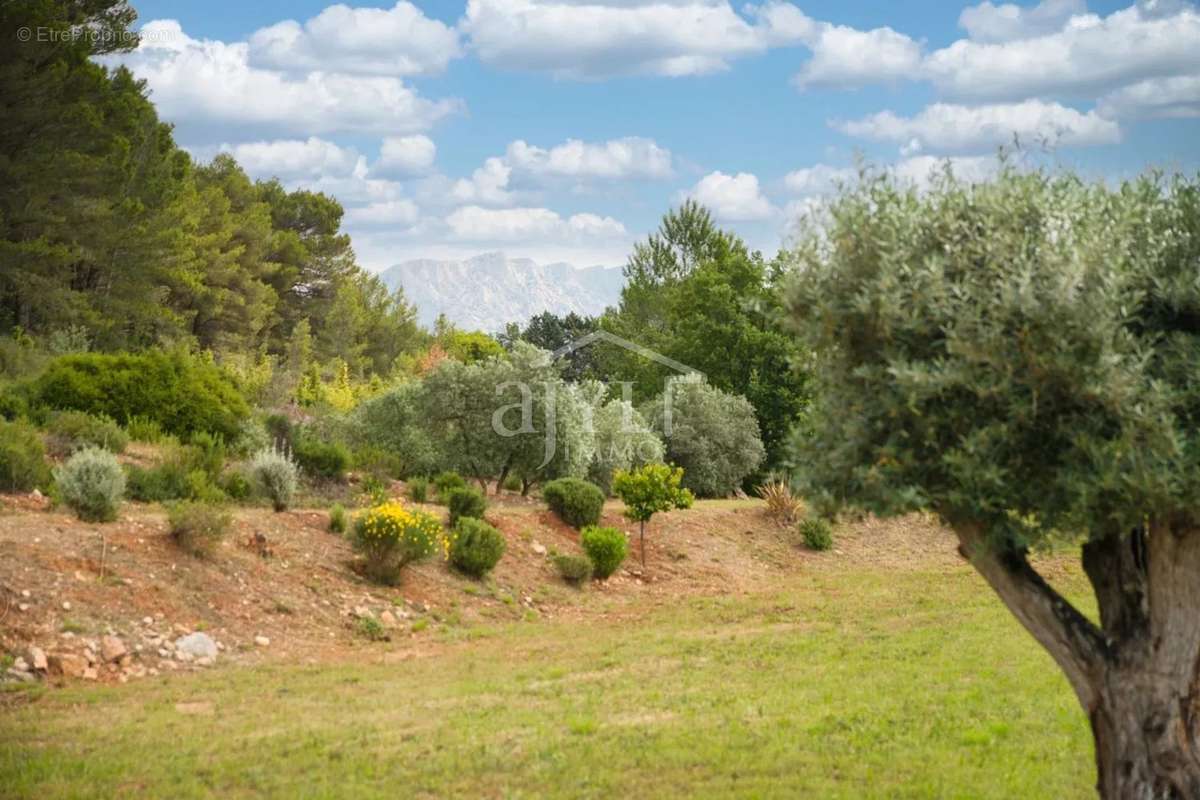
378 252 625 332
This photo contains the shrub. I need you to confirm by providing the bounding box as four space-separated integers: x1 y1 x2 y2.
329 503 347 534
55 447 125 522
446 486 487 526
219 470 252 501
125 438 225 504
642 374 765 497
293 436 349 481
248 446 299 512
543 478 605 529
0 385 30 422
612 463 694 567
588 399 664 495
168 501 232 557
187 431 226 480
501 472 522 492
407 476 429 503
125 462 188 502
263 414 293 449
798 516 833 551
351 446 403 481
0 419 50 492
756 479 803 525
231 417 270 457
30 350 249 440
447 517 505 578
433 470 466 500
46 410 128 456
552 553 593 586
580 525 628 579
355 615 388 641
124 415 163 443
360 474 389 506
350 501 442 584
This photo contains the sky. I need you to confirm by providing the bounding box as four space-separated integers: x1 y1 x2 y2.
110 0 1200 272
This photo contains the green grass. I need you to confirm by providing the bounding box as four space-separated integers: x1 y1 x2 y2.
0 564 1095 798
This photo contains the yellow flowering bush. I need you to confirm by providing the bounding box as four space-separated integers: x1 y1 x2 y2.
351 501 443 584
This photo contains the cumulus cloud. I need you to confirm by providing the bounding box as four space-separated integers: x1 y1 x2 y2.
836 100 1121 153
923 3 1200 102
373 135 437 177
891 154 997 186
445 205 627 241
958 0 1086 42
452 158 516 205
505 137 673 179
248 2 461 76
1098 74 1200 118
216 137 365 180
108 20 460 139
793 23 923 89
685 171 775 221
344 199 421 227
783 164 858 195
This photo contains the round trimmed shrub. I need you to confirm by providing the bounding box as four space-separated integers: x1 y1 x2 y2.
351 501 442 584
46 410 128 456
407 476 429 503
446 486 487 526
447 517 505 578
55 447 125 522
798 516 833 551
543 478 605 529
168 501 232 557
0 418 50 492
433 470 467 500
580 525 628 579
248 446 299 512
328 503 347 534
552 553 593 586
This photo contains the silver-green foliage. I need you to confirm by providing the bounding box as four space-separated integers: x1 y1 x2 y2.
55 446 125 522
248 445 299 512
588 396 664 495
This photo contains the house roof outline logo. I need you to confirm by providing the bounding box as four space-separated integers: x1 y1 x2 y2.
538 330 704 378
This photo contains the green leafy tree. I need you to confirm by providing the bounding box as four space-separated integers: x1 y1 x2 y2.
588 394 664 494
786 165 1200 798
612 463 694 567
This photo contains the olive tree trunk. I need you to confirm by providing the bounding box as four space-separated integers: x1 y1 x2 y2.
955 522 1200 799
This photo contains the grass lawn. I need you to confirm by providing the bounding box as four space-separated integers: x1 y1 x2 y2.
0 562 1096 798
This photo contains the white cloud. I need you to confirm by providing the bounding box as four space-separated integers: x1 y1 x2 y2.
836 100 1121 154
505 137 673 179
958 0 1086 42
461 0 801 79
793 23 923 89
685 171 775 221
783 164 858 195
374 135 437 177
217 137 365 180
923 4 1200 102
892 155 997 186
445 205 627 241
344 199 421 227
1098 74 1200 118
110 20 460 138
248 2 461 76
452 158 515 205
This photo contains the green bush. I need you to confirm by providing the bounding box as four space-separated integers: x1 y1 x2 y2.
219 470 252 501
543 478 605 529
248 446 299 512
501 472 522 492
55 447 125 522
187 431 226 480
0 385 30 422
124 439 225 503
552 553 593 586
798 517 833 551
46 410 128 456
407 476 429 503
350 501 442 584
168 501 232 557
446 486 487 526
360 474 389 506
581 525 628 579
351 446 403 481
329 503 347 534
263 414 293 448
433 470 467 500
30 350 249 440
124 415 163 443
293 436 349 481
355 615 388 641
0 418 50 491
447 517 505 578
125 462 189 503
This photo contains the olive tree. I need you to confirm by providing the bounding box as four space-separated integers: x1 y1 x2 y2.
588 393 665 494
786 165 1200 798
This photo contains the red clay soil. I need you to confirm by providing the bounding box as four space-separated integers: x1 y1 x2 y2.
0 489 965 693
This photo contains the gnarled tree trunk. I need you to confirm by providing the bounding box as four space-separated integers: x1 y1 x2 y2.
955 522 1200 799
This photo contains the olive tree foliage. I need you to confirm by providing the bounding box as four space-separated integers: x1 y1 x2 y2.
587 389 665 495
346 380 442 477
785 165 1200 799
642 374 765 497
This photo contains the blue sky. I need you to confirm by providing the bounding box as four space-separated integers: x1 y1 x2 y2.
113 0 1200 270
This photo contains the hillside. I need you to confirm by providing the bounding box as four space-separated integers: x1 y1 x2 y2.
378 253 624 331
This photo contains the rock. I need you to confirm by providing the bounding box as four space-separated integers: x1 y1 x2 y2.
5 668 34 683
28 646 47 672
12 657 29 672
380 611 398 628
61 601 71 611
83 649 97 665
100 635 127 663
174 632 218 660
17 603 29 612
175 650 194 663
531 542 547 555
50 653 87 678
353 605 370 618
118 654 133 668
82 667 98 681
195 656 214 667
254 635 270 647
31 488 42 499
20 589 30 598
142 617 154 626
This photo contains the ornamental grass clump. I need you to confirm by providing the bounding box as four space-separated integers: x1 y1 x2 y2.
351 501 442 584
